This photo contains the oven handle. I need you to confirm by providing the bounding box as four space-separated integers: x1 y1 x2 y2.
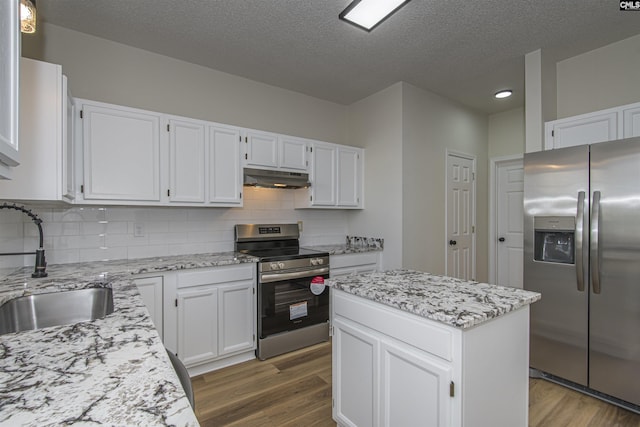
260 267 330 283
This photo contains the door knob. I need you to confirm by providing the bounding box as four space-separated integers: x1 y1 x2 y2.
449 240 457 246
498 237 505 242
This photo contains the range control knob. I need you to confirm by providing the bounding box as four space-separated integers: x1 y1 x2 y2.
278 262 285 269
270 262 279 270
310 258 318 266
316 258 324 265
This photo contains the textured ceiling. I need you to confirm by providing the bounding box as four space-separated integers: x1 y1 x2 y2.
37 0 640 114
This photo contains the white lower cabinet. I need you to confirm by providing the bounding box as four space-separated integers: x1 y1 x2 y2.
333 317 452 427
332 289 530 427
177 286 219 366
163 264 257 376
330 252 381 277
133 275 164 340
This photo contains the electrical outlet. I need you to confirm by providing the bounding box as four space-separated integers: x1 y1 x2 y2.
297 220 303 232
134 223 145 237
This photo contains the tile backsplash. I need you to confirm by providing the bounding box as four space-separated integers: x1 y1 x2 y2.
0 188 349 268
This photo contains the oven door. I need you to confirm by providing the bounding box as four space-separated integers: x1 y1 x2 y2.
259 267 329 338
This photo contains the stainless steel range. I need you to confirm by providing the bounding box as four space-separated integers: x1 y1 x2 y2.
235 223 330 360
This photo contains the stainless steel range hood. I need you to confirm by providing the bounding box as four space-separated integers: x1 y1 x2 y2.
243 168 311 189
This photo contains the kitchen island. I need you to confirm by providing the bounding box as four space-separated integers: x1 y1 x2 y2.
329 270 541 427
0 252 256 426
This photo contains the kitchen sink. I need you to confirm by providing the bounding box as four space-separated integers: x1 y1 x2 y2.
0 287 114 335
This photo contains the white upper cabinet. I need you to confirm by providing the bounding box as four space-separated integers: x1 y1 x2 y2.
208 124 243 205
80 100 162 202
622 104 640 138
245 129 278 168
545 101 640 150
0 0 21 178
296 141 364 209
75 100 243 207
244 130 308 172
0 58 73 201
309 142 336 206
168 117 206 203
279 135 308 171
337 146 361 207
545 110 617 150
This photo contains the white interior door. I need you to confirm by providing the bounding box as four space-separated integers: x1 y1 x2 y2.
495 159 524 288
446 152 476 280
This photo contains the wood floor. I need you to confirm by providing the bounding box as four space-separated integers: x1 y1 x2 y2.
192 341 640 426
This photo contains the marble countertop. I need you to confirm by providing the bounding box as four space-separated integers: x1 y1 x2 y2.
329 269 541 329
0 252 257 426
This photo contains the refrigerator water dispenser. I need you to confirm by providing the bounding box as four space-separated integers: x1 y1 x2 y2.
533 216 575 264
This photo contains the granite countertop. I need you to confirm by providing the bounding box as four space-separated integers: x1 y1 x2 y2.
0 252 258 426
303 244 383 255
329 269 541 329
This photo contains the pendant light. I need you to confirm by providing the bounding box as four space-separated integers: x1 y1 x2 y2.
20 0 36 34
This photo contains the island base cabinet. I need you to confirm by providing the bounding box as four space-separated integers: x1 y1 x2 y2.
333 318 379 427
333 317 452 427
332 289 530 427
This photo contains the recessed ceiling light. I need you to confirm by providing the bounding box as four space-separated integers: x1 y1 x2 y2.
339 0 411 32
494 90 513 99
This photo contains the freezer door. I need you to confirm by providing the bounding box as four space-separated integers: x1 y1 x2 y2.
589 137 640 406
523 145 589 386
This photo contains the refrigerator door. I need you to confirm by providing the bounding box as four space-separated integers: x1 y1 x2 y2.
524 145 589 386
589 137 640 406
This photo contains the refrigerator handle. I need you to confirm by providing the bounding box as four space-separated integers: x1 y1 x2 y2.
575 191 585 292
591 190 602 294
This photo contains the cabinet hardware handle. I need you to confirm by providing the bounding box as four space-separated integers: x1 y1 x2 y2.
449 240 457 246
498 237 505 242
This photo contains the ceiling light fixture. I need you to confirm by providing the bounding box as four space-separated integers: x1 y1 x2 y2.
20 0 37 34
339 0 411 32
494 90 513 99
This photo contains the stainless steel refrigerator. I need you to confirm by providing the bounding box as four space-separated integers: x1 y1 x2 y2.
524 136 640 410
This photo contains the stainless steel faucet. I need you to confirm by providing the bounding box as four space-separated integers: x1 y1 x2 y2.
0 203 47 278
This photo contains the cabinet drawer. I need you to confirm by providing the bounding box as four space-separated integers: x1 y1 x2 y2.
177 265 254 288
330 252 379 269
333 290 453 361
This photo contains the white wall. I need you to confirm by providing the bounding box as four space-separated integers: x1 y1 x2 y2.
346 83 404 270
402 83 489 281
0 189 348 268
488 107 525 159
557 33 640 119
22 23 349 144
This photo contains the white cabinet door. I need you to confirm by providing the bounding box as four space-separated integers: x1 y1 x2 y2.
168 118 206 203
380 342 452 427
337 147 361 207
218 281 255 355
0 0 20 178
279 136 308 171
177 287 218 367
134 276 164 339
63 78 75 201
623 105 640 138
310 143 336 206
245 130 278 168
333 317 379 427
0 59 68 201
209 124 242 205
81 101 161 201
545 111 617 150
